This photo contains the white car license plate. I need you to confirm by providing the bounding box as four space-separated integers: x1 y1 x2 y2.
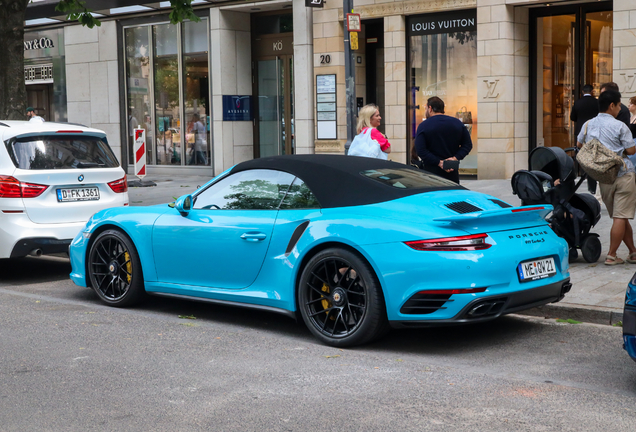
518 257 556 282
57 187 100 202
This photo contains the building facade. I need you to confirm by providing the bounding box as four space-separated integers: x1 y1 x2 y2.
23 0 636 179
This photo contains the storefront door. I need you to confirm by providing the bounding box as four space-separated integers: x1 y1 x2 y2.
531 3 613 150
252 34 294 157
26 84 52 121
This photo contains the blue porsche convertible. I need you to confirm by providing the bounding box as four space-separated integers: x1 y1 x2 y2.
70 155 571 346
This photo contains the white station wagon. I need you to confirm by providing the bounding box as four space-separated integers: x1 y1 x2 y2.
0 121 128 259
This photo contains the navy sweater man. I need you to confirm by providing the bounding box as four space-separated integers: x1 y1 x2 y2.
414 96 473 184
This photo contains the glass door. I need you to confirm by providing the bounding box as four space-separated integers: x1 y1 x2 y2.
183 19 210 166
153 23 180 165
255 55 294 157
257 58 282 157
584 11 613 96
124 26 153 166
532 4 613 150
535 14 576 149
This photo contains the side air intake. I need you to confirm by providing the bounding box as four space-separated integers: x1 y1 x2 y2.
400 293 453 315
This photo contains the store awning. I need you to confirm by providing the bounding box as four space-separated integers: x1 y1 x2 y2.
25 0 228 27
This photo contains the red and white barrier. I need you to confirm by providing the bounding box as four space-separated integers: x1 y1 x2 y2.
133 128 146 179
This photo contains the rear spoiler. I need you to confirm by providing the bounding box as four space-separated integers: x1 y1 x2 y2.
11 130 107 140
433 205 553 225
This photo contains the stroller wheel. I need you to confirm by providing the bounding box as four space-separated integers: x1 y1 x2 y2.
568 247 578 263
581 235 601 263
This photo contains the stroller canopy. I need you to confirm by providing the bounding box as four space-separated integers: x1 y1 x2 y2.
529 146 576 184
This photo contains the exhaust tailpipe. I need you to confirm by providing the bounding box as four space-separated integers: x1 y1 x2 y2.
28 249 42 257
556 282 572 301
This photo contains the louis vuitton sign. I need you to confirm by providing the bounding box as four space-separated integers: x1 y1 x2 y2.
407 9 476 36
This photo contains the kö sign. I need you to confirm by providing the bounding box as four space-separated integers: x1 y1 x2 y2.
24 37 54 51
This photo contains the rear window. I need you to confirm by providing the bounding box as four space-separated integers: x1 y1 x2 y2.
360 168 459 189
5 135 119 170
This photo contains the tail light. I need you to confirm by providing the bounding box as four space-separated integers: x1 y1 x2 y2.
108 175 128 193
405 233 491 251
512 206 545 212
0 176 48 198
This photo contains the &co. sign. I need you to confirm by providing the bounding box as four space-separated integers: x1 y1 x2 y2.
24 37 55 51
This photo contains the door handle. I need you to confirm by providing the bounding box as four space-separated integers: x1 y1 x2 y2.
240 232 267 242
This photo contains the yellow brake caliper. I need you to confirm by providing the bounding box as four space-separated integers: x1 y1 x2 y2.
124 252 132 283
321 283 336 320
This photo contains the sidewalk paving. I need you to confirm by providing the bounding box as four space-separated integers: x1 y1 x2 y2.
128 174 630 326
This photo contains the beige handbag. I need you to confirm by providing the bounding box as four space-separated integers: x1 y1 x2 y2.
576 123 625 184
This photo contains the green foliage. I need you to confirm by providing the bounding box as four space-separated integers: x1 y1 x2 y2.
613 321 623 327
55 0 101 28
448 31 475 45
556 318 582 324
169 0 201 25
56 0 200 28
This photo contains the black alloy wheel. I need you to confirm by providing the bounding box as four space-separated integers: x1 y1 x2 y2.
88 229 145 307
298 248 388 347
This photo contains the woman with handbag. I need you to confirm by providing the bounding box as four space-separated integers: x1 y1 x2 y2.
348 104 391 159
577 90 636 265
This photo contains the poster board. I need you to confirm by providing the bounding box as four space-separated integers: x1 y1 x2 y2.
316 74 337 140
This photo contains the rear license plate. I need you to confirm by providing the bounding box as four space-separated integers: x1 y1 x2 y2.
518 257 556 282
56 187 100 202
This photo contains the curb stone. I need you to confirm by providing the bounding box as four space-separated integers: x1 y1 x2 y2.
518 303 623 326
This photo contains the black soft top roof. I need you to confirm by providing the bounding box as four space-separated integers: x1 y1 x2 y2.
230 154 462 208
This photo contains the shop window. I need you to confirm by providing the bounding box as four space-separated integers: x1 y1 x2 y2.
533 6 612 150
407 10 478 174
124 18 210 168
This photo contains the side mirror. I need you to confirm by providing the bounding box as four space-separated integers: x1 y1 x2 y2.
174 194 193 216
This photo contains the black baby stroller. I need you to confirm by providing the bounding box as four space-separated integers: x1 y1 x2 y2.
511 146 602 263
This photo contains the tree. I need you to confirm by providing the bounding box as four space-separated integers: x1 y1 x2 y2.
0 0 199 120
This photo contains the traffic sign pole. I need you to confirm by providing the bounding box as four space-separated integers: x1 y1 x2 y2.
343 0 357 154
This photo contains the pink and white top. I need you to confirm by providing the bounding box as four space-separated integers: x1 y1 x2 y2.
361 127 391 152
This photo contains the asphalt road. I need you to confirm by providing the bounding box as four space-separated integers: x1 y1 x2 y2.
1 257 635 431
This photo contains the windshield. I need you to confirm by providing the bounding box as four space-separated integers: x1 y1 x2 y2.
360 168 460 189
5 135 119 170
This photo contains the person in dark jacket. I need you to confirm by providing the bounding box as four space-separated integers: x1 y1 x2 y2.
571 85 599 193
414 97 472 184
571 85 599 138
601 82 630 126
628 95 636 139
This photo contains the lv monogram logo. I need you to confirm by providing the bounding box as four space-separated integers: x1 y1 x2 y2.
483 79 500 98
620 73 636 94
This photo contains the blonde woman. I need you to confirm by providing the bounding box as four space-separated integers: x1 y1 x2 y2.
356 104 391 155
